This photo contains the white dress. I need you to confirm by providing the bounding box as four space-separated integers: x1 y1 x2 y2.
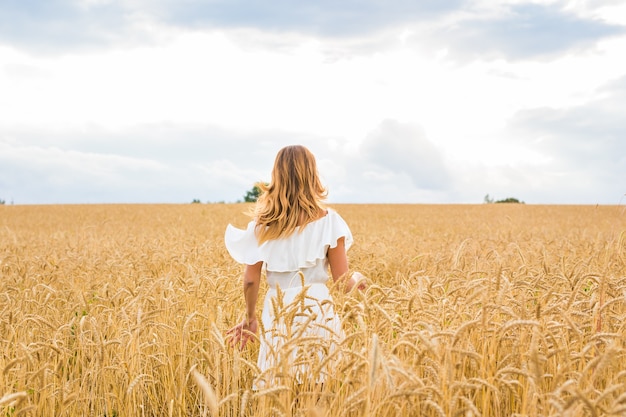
224 209 352 387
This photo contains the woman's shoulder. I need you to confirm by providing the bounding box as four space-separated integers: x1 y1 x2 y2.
321 207 345 222
300 208 350 237
300 207 353 249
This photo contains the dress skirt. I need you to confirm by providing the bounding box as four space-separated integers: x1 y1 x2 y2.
254 282 344 389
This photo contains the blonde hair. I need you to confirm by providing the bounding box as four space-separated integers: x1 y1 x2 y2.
253 145 327 243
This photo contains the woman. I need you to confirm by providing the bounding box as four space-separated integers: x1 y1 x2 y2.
224 145 364 387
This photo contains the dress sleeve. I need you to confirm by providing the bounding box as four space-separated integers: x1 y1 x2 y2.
259 209 353 272
326 210 353 252
224 209 354 271
224 221 264 265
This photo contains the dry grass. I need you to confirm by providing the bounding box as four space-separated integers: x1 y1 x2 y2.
1 203 625 416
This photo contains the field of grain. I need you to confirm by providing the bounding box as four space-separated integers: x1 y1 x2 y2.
1 203 625 416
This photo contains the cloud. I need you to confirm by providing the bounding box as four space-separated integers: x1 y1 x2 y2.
509 76 625 163
359 120 450 190
496 75 626 203
0 123 347 204
0 141 172 203
0 0 136 53
411 75 626 205
1 106 622 205
1 123 298 164
0 120 456 204
154 0 464 36
2 0 623 65
426 3 625 61
0 0 464 53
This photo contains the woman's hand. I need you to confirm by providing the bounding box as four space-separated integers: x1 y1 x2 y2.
227 262 262 349
226 317 258 349
346 271 367 292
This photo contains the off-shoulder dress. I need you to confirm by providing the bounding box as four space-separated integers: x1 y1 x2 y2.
224 208 351 386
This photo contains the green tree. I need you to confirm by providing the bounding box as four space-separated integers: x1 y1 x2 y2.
495 197 524 204
484 194 524 204
244 185 263 203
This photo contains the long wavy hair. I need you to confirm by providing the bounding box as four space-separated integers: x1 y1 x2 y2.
253 145 327 243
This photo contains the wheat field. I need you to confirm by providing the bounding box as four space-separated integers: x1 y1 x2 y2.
1 203 625 416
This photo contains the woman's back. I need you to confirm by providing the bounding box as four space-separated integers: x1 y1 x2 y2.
225 208 353 289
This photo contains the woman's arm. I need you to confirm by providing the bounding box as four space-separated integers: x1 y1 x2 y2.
328 237 348 281
227 261 263 349
328 237 366 292
243 261 262 323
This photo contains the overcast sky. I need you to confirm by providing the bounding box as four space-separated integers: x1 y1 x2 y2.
1 0 625 204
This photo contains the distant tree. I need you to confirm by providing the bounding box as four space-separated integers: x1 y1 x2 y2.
484 194 524 204
495 197 524 204
191 199 202 204
0 198 5 205
483 194 524 204
244 184 264 203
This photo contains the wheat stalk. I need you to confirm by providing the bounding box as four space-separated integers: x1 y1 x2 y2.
192 369 219 417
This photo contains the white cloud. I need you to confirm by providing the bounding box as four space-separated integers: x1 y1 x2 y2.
0 141 172 203
0 0 625 204
402 2 624 65
360 120 450 190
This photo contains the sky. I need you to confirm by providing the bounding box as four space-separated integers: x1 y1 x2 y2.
1 0 625 205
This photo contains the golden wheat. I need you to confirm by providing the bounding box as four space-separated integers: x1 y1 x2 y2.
0 203 624 416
